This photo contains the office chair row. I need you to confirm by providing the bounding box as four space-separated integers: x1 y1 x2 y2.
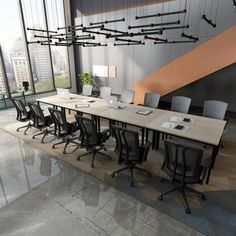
83 84 228 121
11 89 226 214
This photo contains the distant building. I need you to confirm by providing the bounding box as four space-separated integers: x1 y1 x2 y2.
0 67 6 93
29 30 51 82
11 55 30 89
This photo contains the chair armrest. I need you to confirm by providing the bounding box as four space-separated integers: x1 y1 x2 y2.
100 129 111 143
199 158 211 184
142 142 152 161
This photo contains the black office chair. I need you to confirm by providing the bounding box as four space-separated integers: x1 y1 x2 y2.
28 103 54 143
158 140 208 214
75 115 110 168
49 108 81 154
11 98 32 134
111 126 152 187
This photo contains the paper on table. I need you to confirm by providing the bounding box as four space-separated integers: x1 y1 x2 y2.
170 116 183 122
161 122 190 132
161 122 176 129
170 116 194 123
75 102 89 108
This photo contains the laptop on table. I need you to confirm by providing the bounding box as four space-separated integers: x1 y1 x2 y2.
57 88 71 99
106 95 126 110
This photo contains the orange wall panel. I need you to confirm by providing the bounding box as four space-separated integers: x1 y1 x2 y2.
132 25 236 104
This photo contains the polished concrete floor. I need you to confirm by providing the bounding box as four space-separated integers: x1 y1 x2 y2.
0 108 203 236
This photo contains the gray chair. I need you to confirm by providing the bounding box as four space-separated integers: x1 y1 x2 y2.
82 84 93 96
158 140 208 214
144 92 160 108
171 96 191 114
121 89 135 104
202 100 228 120
100 86 112 99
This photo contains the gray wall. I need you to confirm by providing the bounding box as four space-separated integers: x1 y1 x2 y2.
70 0 236 110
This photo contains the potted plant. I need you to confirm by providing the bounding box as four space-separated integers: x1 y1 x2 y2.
79 72 93 85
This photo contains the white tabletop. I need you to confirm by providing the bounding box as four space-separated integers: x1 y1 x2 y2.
37 94 226 146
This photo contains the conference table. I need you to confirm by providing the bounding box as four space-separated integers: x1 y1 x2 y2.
37 93 226 184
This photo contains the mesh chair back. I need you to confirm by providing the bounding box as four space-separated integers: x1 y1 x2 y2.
79 116 98 146
48 108 69 133
121 129 141 162
163 141 203 183
82 84 93 96
28 103 46 125
144 92 160 108
11 98 29 120
171 96 191 114
121 89 135 103
100 86 111 99
203 100 228 120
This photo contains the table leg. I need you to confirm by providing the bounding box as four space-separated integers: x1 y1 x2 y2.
141 128 145 146
155 131 160 151
206 143 220 184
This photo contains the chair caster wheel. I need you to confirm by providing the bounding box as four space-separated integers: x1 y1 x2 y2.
148 173 152 178
160 178 165 183
185 208 191 214
32 137 35 139
52 145 55 149
63 151 66 154
111 173 115 178
91 163 95 168
130 183 134 187
201 195 207 200
158 195 163 201
77 157 80 161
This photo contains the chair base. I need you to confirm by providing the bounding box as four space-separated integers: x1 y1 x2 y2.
32 128 55 143
52 137 81 154
16 122 32 135
111 164 152 187
77 147 111 168
158 184 206 214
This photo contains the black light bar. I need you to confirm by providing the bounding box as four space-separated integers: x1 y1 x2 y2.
82 43 108 47
107 30 163 39
90 18 125 26
181 33 199 41
136 9 186 20
68 24 83 29
115 38 142 43
27 27 57 34
114 42 145 46
141 25 189 32
34 35 50 39
76 34 91 38
128 20 180 29
154 40 196 44
55 42 72 46
41 43 57 46
83 25 104 30
82 29 111 36
144 36 168 42
76 36 95 40
101 27 128 34
202 15 216 28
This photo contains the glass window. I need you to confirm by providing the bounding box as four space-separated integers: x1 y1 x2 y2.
0 0 32 97
22 0 54 93
46 0 71 89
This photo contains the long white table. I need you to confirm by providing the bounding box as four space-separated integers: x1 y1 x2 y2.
37 94 226 184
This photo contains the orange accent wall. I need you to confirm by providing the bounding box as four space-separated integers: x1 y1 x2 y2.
132 25 236 104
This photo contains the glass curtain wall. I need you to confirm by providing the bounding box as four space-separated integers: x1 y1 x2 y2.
21 0 54 93
0 0 33 97
46 0 71 89
0 0 71 98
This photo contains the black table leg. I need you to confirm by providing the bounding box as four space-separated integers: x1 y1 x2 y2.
206 143 220 184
